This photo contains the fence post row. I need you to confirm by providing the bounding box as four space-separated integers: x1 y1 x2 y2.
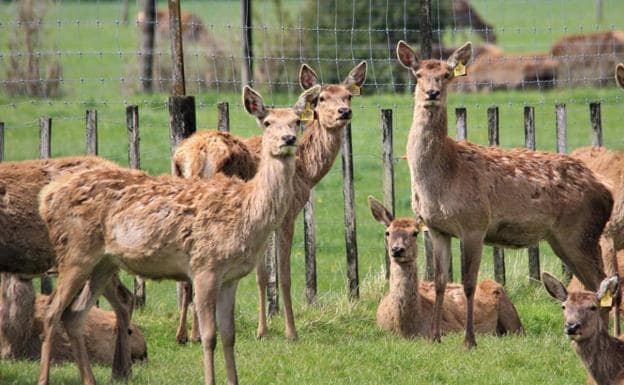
39 117 53 295
86 109 98 155
524 106 541 282
555 103 573 281
381 109 394 280
487 106 506 285
342 123 359 299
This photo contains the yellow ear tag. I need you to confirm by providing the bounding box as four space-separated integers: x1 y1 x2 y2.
453 62 467 77
600 289 613 308
347 84 361 95
300 102 314 122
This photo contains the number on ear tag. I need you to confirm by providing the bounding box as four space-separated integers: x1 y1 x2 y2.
454 62 467 77
301 102 314 122
600 289 613 308
347 84 361 95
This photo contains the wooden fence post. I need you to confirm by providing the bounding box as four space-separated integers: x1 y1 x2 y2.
419 0 432 59
342 123 359 299
488 106 505 285
217 102 230 132
241 0 253 86
454 107 468 282
39 116 53 295
555 103 573 281
304 191 316 305
590 102 602 147
524 106 541 282
0 122 4 161
86 110 98 155
381 109 394 279
140 0 156 93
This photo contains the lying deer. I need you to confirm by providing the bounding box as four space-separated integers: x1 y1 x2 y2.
543 272 624 385
368 196 523 338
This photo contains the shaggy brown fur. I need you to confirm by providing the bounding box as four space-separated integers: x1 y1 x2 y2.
369 197 523 338
172 62 368 342
0 274 147 365
36 85 320 385
551 31 624 87
0 156 136 380
397 40 613 349
544 273 624 385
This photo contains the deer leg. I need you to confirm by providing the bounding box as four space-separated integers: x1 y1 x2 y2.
460 232 484 349
428 229 451 343
190 293 201 343
102 273 134 380
278 214 298 340
176 282 192 344
547 233 606 292
193 271 219 385
38 265 92 385
217 280 240 385
256 258 269 339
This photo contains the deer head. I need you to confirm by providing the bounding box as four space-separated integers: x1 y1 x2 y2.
396 41 472 108
298 61 367 130
616 63 624 89
243 85 321 158
368 196 421 263
543 272 618 342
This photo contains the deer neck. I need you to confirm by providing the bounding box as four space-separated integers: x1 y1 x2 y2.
573 329 624 384
296 119 344 186
388 260 422 319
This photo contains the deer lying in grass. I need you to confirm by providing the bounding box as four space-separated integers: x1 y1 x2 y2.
172 62 367 342
543 272 624 385
397 40 613 348
0 156 135 379
36 85 320 385
368 197 523 338
0 274 147 365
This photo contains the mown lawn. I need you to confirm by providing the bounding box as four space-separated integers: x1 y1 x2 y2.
1 0 624 384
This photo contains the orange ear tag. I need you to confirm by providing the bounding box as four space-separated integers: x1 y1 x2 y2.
601 289 613 307
300 102 314 122
347 84 361 95
453 62 467 77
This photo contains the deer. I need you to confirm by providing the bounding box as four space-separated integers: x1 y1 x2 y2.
451 0 497 43
368 196 523 338
543 272 624 385
0 274 147 365
0 156 136 380
35 84 320 385
172 61 367 343
396 39 613 349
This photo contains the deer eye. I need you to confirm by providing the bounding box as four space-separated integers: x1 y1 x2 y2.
590 305 598 311
296 119 301 126
319 96 325 103
385 231 390 237
416 73 422 79
444 71 452 79
347 95 352 101
263 121 271 127
561 304 566 310
412 231 418 237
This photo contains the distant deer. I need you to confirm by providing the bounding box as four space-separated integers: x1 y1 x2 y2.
172 62 367 342
36 85 320 385
137 8 208 43
396 39 613 348
543 272 624 385
368 197 523 338
0 156 135 380
451 0 497 43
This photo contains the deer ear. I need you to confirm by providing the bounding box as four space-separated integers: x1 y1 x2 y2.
596 275 619 302
293 85 321 117
343 61 368 88
243 86 268 120
542 272 568 302
396 40 420 70
447 41 473 69
299 64 319 90
367 196 393 227
616 63 624 89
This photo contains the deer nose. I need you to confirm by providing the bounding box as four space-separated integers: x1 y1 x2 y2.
391 246 405 258
564 322 581 335
338 107 352 119
282 135 296 146
426 90 440 100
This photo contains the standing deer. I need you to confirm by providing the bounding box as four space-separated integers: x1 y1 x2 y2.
543 272 624 385
397 40 613 348
36 85 320 385
172 62 367 342
0 156 135 379
368 197 523 338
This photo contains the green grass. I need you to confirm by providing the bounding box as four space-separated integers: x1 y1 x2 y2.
1 1 624 384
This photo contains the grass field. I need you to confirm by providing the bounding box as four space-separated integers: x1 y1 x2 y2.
1 0 624 384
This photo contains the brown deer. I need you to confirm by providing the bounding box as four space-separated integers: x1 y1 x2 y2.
368 197 523 338
36 85 320 385
543 272 624 385
137 8 208 43
0 274 147 365
396 40 613 348
451 0 497 43
172 62 367 342
0 156 135 380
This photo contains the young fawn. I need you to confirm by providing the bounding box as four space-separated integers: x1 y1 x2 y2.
544 272 624 385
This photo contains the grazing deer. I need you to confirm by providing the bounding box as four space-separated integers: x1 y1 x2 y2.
36 85 320 385
0 156 135 380
137 8 208 43
543 272 624 385
368 197 523 338
451 0 497 43
172 62 367 342
396 40 613 348
0 274 147 365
